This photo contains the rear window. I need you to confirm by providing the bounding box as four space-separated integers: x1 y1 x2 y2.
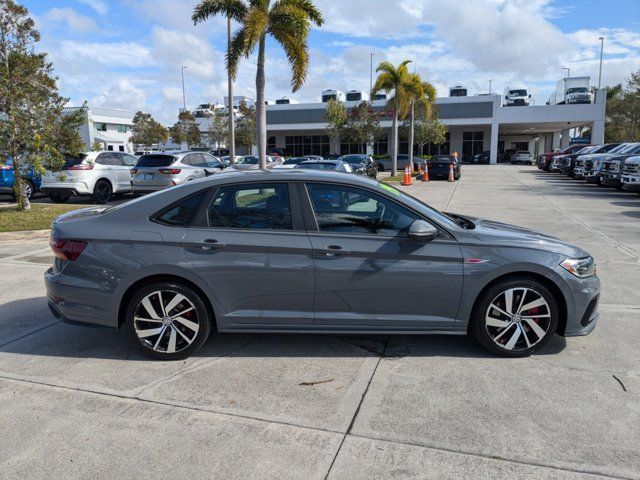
63 154 88 168
137 155 176 167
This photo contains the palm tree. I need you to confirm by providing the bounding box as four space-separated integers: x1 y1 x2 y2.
405 73 436 172
372 60 415 177
193 0 323 169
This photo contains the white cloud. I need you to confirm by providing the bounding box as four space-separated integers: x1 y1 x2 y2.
92 78 147 111
151 27 219 80
45 7 96 32
77 0 108 16
57 40 154 68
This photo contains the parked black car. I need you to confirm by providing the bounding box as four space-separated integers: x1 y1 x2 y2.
470 151 490 164
558 145 597 176
428 155 461 180
599 144 640 189
338 154 378 178
573 144 621 179
376 154 426 172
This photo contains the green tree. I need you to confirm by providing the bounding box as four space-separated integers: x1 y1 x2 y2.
372 60 414 176
204 113 228 149
0 0 79 210
404 73 436 171
130 111 169 149
323 98 347 154
413 117 446 156
604 73 640 143
341 101 381 154
235 99 256 151
170 110 202 147
193 0 324 169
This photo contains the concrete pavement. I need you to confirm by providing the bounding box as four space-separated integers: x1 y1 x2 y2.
0 164 638 479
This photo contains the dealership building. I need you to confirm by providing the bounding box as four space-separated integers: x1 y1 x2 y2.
263 91 607 163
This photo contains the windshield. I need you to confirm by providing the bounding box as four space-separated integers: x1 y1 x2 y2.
577 146 595 154
136 155 175 167
618 144 639 154
296 162 336 170
508 89 527 96
567 87 588 94
339 155 366 164
283 157 307 165
236 156 259 165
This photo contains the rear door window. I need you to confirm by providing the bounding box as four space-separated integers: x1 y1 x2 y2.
207 183 292 230
120 153 138 166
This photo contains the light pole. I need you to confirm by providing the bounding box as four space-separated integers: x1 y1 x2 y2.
562 67 570 78
598 36 604 89
489 79 493 94
227 16 236 163
181 66 187 111
369 52 375 97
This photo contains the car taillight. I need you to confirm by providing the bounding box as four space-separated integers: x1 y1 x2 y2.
65 164 94 170
49 239 87 261
159 168 181 174
0 165 11 170
131 169 138 175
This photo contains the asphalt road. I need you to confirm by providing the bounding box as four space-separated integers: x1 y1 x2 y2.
0 165 639 479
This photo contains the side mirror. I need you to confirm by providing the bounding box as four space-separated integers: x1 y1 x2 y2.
408 220 438 241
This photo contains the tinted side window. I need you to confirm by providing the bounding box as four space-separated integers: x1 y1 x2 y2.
207 183 292 230
306 183 419 236
121 153 138 166
155 191 207 227
96 153 122 166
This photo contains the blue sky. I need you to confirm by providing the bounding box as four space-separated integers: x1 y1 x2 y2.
25 0 640 124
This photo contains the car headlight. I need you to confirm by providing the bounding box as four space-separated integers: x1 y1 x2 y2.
560 257 596 278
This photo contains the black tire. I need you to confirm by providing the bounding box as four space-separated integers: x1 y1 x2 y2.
469 276 559 357
125 282 212 360
13 180 35 200
49 192 70 203
93 179 113 204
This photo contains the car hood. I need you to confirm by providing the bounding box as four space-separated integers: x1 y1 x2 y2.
454 215 588 257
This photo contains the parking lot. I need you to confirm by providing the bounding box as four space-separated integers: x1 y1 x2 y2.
0 164 639 479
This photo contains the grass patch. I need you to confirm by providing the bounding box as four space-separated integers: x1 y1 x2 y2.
382 172 422 183
0 204 84 232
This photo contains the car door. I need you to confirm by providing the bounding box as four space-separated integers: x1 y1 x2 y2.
300 181 463 329
182 181 315 326
118 153 138 191
94 152 123 190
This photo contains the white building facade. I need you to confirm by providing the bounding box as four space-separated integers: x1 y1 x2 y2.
63 105 135 154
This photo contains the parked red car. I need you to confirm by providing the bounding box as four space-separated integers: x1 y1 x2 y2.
536 144 588 171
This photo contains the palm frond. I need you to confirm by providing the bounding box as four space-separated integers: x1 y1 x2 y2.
192 0 247 24
227 27 249 78
270 25 309 91
271 0 324 25
242 6 270 51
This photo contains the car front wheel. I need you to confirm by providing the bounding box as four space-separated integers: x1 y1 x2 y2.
469 277 559 357
126 282 212 360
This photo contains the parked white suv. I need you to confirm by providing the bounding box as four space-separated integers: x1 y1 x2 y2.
41 151 138 204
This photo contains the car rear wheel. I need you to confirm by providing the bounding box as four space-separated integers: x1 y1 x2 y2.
49 192 70 203
93 179 113 204
126 282 211 360
469 277 559 357
13 180 35 200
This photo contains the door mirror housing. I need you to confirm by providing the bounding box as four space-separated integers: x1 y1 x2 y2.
408 220 438 241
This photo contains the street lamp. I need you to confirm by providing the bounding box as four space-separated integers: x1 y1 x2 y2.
369 52 375 97
598 36 604 89
181 66 188 111
489 79 493 94
562 67 570 78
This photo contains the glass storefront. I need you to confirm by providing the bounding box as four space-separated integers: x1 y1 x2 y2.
462 131 484 160
285 135 331 157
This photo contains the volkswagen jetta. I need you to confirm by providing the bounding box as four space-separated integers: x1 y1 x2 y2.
45 170 600 360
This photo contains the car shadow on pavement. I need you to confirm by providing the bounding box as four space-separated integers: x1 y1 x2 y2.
0 297 567 362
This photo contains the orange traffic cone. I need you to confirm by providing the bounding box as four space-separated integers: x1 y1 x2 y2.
422 162 429 182
401 165 412 186
418 164 423 176
448 163 455 182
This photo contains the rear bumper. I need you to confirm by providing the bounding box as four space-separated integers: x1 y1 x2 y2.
45 267 116 327
41 181 91 196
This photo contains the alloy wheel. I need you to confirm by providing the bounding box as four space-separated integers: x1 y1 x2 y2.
94 181 112 203
133 290 200 354
484 287 551 351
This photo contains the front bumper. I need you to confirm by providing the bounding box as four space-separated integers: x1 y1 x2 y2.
573 167 586 179
557 268 601 337
621 175 640 191
585 171 601 183
599 172 621 186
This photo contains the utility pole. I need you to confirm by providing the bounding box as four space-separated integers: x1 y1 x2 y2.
181 66 187 111
227 16 236 163
489 79 492 94
598 36 604 89
563 67 570 78
369 52 375 97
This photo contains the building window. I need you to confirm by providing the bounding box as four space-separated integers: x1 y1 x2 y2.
107 145 113 151
267 136 276 151
285 135 330 157
119 145 125 152
117 124 129 133
462 131 484 160
373 134 388 155
95 122 107 132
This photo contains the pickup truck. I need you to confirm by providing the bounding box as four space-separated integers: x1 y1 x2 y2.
621 156 640 194
599 144 640 189
573 144 620 179
537 144 586 171
557 145 595 175
584 143 640 184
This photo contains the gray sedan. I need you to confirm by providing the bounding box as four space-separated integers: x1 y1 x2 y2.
46 170 600 360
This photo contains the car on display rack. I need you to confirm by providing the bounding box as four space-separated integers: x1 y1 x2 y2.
537 144 588 171
598 143 640 190
621 156 640 194
337 154 377 178
573 144 621 179
41 151 139 204
0 153 41 200
585 143 640 185
294 159 352 173
510 151 533 165
45 170 600 360
130 151 224 195
428 155 461 180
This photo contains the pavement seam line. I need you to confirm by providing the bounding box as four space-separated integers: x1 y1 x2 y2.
0 374 632 480
504 167 640 261
0 320 60 348
323 336 390 480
